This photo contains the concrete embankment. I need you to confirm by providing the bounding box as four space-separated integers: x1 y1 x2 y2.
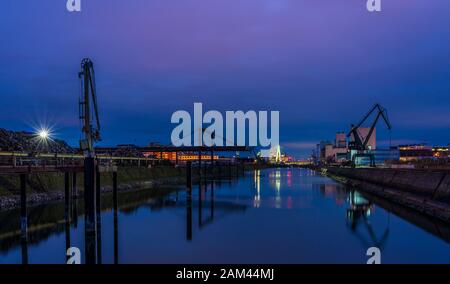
0 163 259 211
0 165 187 211
325 167 450 223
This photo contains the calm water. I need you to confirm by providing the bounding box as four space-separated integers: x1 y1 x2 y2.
0 168 449 264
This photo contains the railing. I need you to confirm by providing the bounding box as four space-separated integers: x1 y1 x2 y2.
0 151 160 169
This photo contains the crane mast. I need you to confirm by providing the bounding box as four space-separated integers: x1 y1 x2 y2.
347 103 392 167
347 103 391 151
79 58 101 157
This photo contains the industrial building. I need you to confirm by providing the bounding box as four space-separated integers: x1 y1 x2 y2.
314 104 402 167
399 144 450 161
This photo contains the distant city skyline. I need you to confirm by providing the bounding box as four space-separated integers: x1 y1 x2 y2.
1 1 450 159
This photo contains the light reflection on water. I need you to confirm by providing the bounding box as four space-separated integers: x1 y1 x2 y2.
0 168 449 264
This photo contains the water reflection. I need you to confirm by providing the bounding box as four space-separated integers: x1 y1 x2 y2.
346 191 390 250
253 170 261 208
1 168 450 263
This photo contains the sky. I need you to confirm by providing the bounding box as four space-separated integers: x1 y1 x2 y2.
1 0 450 159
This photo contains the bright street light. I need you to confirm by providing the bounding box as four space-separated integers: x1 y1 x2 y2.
38 129 49 139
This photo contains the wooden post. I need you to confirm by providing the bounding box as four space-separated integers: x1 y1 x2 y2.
113 171 118 212
198 151 202 177
186 161 192 241
198 180 202 227
210 151 214 177
84 157 96 264
20 174 27 240
64 172 70 222
96 167 101 218
95 166 102 264
113 171 119 264
65 215 71 263
210 180 214 219
72 172 77 199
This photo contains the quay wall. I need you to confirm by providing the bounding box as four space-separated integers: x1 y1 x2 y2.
326 167 450 222
0 162 257 210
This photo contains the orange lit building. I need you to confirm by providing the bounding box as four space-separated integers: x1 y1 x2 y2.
143 151 219 162
397 144 450 161
399 144 432 161
432 146 450 158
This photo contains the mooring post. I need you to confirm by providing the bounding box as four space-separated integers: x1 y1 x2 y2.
71 169 78 226
186 161 192 241
84 157 97 264
198 151 202 177
96 166 101 218
198 181 202 227
112 171 119 264
72 172 77 199
210 151 214 178
64 172 71 222
95 165 102 264
210 180 214 219
18 173 30 262
113 210 119 264
65 215 71 263
84 157 96 230
20 173 28 241
113 171 118 212
21 238 28 265
186 161 192 189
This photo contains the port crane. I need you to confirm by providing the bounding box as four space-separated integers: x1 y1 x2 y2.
347 103 392 167
78 58 102 240
79 58 101 157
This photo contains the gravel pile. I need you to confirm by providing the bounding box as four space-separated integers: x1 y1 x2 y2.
0 128 75 153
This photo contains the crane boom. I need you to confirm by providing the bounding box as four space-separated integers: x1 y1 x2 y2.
347 103 391 151
79 58 101 157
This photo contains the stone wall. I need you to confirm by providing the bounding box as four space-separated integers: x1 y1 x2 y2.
326 167 450 222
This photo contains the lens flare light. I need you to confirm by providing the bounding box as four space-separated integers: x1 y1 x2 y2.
38 129 50 140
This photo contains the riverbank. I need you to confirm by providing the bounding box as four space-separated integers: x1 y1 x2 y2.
323 167 450 223
0 165 187 211
0 163 267 211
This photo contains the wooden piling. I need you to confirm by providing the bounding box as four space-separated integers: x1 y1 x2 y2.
64 172 70 221
95 166 102 264
96 167 101 218
198 151 202 177
186 161 192 241
113 171 119 264
186 161 192 189
113 171 118 212
84 157 97 264
72 172 77 199
20 174 27 240
210 151 214 177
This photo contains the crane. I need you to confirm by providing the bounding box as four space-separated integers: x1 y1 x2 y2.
78 58 102 239
79 58 101 157
347 103 392 167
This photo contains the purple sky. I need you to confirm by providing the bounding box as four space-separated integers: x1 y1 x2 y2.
1 0 450 158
